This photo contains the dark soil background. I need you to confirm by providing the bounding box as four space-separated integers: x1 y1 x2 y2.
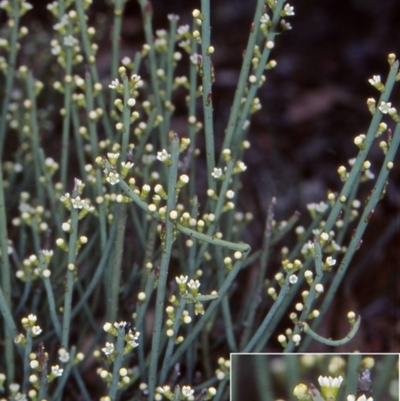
12 0 399 352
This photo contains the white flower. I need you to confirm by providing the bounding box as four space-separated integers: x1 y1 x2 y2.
102 342 115 356
121 56 131 66
368 75 381 85
51 365 64 377
281 19 292 30
63 35 78 47
236 161 247 172
14 393 27 401
106 171 120 185
319 375 343 388
108 78 120 89
378 101 391 114
176 275 188 284
71 196 84 209
114 321 127 330
190 53 199 65
211 167 223 179
177 24 190 36
58 348 70 363
27 314 37 323
10 383 20 392
167 13 179 21
182 386 194 397
326 256 336 266
51 44 61 55
157 149 170 162
283 3 295 16
31 326 42 336
289 274 298 284
187 279 200 290
260 13 270 24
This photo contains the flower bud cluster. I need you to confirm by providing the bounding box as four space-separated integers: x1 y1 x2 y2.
14 195 49 233
102 321 140 358
215 357 230 381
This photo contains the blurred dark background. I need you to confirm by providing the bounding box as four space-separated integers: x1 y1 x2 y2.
12 0 400 351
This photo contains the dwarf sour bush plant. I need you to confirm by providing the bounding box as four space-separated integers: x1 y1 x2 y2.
0 0 399 400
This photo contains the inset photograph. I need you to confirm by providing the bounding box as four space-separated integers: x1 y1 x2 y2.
231 354 398 401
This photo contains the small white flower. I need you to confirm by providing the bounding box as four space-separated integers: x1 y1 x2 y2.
176 275 188 284
260 13 270 24
108 78 120 89
356 396 375 401
187 279 200 290
177 24 190 36
190 53 199 65
58 348 70 363
121 56 131 66
283 3 295 16
63 35 78 47
51 44 61 55
14 393 27 401
178 39 190 49
167 13 179 21
378 101 391 114
182 386 194 397
114 321 127 330
102 342 115 356
289 274 298 284
236 161 247 172
326 256 336 266
368 75 381 85
71 196 83 209
281 19 292 30
127 338 139 348
106 171 120 185
27 314 37 323
51 365 64 377
318 375 344 388
10 383 20 392
211 167 223 179
157 149 171 162
31 326 42 336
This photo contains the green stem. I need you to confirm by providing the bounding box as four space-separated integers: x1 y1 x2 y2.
107 204 127 323
299 316 361 347
138 0 165 148
74 0 113 140
71 215 118 318
239 197 275 348
200 0 216 191
110 0 125 108
219 0 264 156
38 252 62 339
0 150 15 381
60 22 74 192
108 329 126 400
148 132 179 400
0 0 20 157
26 73 45 204
61 181 80 349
